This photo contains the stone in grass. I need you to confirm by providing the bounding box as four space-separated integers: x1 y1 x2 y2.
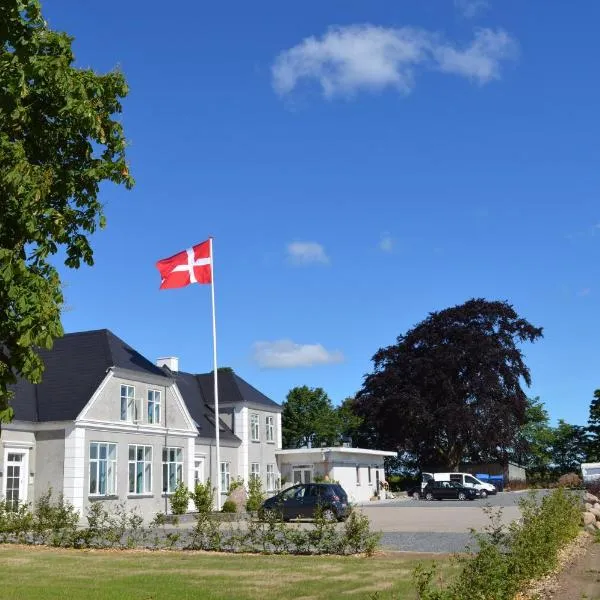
585 524 598 534
227 486 248 512
585 502 594 511
585 492 599 504
594 502 600 510
590 507 600 520
583 511 596 526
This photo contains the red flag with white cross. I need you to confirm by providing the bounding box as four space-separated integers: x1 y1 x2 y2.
155 239 212 289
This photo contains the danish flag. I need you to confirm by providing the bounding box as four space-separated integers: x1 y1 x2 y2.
156 240 212 289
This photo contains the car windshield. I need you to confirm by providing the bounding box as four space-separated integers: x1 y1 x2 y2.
465 476 480 485
279 485 303 500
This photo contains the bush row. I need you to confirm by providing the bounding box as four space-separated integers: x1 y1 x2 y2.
412 488 582 600
0 489 380 555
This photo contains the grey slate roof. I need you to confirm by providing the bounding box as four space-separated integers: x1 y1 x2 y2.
196 371 281 411
171 370 240 443
11 329 170 422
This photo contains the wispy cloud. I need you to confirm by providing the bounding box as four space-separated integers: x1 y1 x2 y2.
454 0 490 19
286 241 330 265
252 340 344 368
272 24 517 99
379 233 394 253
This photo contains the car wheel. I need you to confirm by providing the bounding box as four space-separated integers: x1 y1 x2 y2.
425 492 434 501
322 508 336 522
480 490 488 499
458 492 467 501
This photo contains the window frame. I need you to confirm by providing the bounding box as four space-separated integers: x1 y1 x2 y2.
355 465 361 486
89 442 117 497
162 447 184 494
367 466 372 485
147 389 161 425
220 462 230 494
265 416 274 443
250 462 260 481
266 464 276 491
120 384 139 422
128 444 153 495
250 413 260 442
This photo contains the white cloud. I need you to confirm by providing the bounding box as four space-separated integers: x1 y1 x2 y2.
272 24 517 98
286 241 330 265
252 340 344 368
379 233 394 252
454 0 490 19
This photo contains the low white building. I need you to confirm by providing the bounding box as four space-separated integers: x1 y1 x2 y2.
275 447 397 503
581 462 600 483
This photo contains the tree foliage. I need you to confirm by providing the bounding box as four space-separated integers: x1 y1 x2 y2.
0 0 133 421
551 419 588 475
282 386 343 449
354 298 543 470
587 389 600 461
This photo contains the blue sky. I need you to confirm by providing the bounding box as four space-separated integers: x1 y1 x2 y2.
44 0 599 426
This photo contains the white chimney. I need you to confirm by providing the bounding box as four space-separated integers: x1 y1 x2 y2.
156 356 179 372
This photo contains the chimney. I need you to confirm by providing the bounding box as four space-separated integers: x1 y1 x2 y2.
156 356 179 372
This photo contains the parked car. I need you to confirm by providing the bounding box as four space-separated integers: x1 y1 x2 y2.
422 472 497 498
422 480 479 501
260 483 350 521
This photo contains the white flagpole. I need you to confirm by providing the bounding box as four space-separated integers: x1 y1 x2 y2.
209 237 221 511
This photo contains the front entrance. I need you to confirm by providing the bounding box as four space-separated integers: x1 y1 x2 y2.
3 450 29 510
292 466 312 484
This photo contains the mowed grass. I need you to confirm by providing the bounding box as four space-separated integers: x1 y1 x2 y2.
0 545 452 600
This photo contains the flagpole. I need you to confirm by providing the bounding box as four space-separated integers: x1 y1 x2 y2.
209 237 221 511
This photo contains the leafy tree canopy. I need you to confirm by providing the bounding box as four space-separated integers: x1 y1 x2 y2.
282 386 343 449
551 419 588 475
587 389 600 461
354 298 543 470
0 0 133 422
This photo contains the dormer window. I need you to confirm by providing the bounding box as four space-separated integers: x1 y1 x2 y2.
120 385 139 422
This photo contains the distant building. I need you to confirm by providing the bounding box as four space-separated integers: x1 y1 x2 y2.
581 462 600 483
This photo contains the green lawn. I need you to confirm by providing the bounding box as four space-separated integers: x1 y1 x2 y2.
0 545 451 600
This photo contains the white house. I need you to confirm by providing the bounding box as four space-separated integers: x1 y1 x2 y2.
275 447 397 503
581 462 600 483
1 329 282 519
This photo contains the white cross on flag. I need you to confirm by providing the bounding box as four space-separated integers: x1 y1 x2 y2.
156 240 212 289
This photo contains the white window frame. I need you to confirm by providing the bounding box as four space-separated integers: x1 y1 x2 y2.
89 442 117 496
162 447 184 494
250 462 260 481
3 447 31 509
356 465 361 486
250 413 260 442
147 389 161 425
368 466 372 486
266 464 276 492
220 462 230 494
265 416 274 443
128 445 153 495
194 457 205 486
120 384 140 422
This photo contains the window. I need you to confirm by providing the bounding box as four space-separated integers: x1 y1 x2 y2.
265 416 274 442
266 464 276 491
250 463 260 481
194 459 204 485
129 445 152 494
356 465 361 485
89 442 117 496
465 475 479 485
147 390 161 424
368 466 372 485
120 385 139 422
220 462 230 493
162 447 183 493
250 414 260 442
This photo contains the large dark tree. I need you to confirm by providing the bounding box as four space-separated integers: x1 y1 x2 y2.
0 1 133 423
354 298 543 470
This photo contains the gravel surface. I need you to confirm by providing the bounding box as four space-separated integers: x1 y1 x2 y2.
380 531 476 553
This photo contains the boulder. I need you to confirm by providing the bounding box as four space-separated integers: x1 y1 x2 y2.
585 523 598 534
583 511 596 526
227 486 248 513
590 507 600 520
594 502 600 510
585 502 594 511
585 492 599 504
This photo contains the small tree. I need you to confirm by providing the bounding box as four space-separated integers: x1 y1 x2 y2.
246 476 265 512
169 482 189 515
190 480 214 514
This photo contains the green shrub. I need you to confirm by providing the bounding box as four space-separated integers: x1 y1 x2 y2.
191 480 214 514
169 481 189 515
221 499 237 513
228 477 244 494
245 476 265 512
32 488 79 546
412 488 582 600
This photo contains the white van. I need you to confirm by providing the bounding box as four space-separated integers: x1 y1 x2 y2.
422 472 497 498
